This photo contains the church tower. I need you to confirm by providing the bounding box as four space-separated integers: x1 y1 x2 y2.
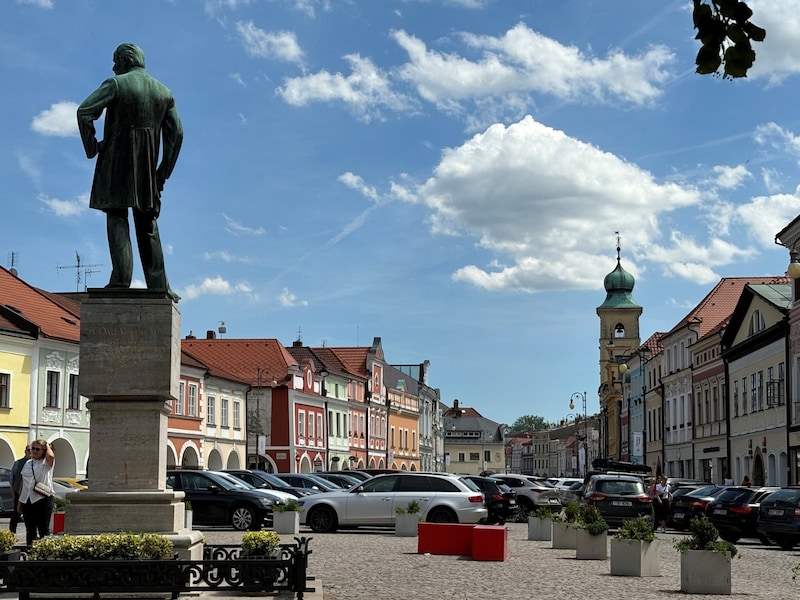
596 234 642 461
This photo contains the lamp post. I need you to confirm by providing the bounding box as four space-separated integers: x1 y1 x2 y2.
569 391 588 476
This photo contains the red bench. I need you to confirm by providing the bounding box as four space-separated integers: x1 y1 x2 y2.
417 523 507 561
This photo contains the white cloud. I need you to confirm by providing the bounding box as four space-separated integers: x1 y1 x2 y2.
31 102 79 137
229 73 246 87
338 172 379 201
277 54 414 121
223 214 265 236
17 0 53 7
745 0 800 84
397 115 751 292
736 187 800 248
181 276 254 300
754 122 800 159
277 287 309 307
17 152 42 187
202 250 253 263
236 21 304 64
392 23 674 113
38 193 86 217
709 165 751 189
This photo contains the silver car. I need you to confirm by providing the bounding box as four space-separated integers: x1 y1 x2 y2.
298 472 488 533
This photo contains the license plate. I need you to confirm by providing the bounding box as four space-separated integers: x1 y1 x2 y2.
673 512 684 519
713 509 726 515
768 508 784 517
611 500 632 507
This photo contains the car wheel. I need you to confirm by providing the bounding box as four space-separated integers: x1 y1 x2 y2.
307 506 338 533
231 505 256 531
776 536 796 551
427 507 457 523
515 499 533 523
720 532 740 543
757 533 773 546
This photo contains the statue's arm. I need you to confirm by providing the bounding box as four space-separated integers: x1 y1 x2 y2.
156 100 183 191
76 78 117 159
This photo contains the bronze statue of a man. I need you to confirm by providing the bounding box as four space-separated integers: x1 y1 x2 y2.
77 43 183 302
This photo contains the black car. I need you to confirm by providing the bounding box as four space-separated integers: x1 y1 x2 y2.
312 472 362 489
706 486 779 543
462 475 520 525
223 469 317 498
580 473 653 527
669 485 726 530
756 487 800 550
166 470 275 531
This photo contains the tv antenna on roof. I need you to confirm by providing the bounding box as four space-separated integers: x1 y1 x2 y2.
57 251 101 292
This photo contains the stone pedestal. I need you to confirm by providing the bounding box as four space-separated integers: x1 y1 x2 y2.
68 292 203 558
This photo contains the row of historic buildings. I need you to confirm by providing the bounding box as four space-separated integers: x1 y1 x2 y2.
596 215 800 487
0 264 511 478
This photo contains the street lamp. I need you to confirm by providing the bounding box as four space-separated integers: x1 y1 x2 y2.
569 391 588 476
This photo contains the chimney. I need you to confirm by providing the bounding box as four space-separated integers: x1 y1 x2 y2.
185 331 196 340
206 330 216 339
453 398 459 413
293 340 303 347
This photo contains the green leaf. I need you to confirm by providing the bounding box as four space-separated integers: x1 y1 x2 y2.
733 1 754 23
744 22 766 42
696 44 722 74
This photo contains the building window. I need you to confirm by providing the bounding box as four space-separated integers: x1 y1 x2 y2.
308 412 315 440
188 384 198 417
469 452 480 461
298 412 306 440
750 310 766 334
317 414 323 441
742 378 748 415
207 395 216 426
0 373 9 408
233 399 240 429
46 371 59 408
733 380 739 417
176 381 185 415
221 397 229 427
457 452 465 462
68 374 80 410
484 449 491 463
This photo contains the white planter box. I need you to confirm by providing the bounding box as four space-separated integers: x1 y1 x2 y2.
680 550 731 595
394 514 419 537
273 511 300 535
551 522 577 549
610 538 661 576
184 510 193 530
527 518 552 541
575 529 607 560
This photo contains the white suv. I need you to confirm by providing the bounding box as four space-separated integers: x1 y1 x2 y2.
298 472 488 533
490 474 563 520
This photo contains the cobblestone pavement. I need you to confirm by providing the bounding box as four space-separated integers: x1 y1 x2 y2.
202 523 800 600
4 519 800 599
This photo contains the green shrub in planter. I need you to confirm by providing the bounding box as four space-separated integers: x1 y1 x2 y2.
241 531 281 556
531 507 556 520
615 516 656 542
674 516 737 558
558 500 581 524
273 499 301 513
576 504 609 536
0 530 16 553
29 533 173 560
52 497 69 513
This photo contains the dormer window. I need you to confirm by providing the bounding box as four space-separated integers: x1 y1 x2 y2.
750 310 765 335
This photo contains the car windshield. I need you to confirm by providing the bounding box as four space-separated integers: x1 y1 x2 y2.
715 488 755 503
687 485 722 497
255 472 292 488
303 474 342 490
761 488 800 505
210 472 253 490
596 480 642 495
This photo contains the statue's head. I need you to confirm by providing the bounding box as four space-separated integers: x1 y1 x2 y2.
112 43 145 75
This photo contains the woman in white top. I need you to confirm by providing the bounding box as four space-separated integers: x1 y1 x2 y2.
655 475 671 533
18 438 55 547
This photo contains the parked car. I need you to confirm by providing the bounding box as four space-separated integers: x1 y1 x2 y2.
462 475 520 525
580 473 653 527
222 469 317 498
489 474 562 520
706 486 779 543
756 487 800 550
274 473 343 493
311 472 362 489
0 467 13 516
210 471 297 504
54 477 88 490
52 479 78 500
669 484 726 530
166 469 275 531
297 472 487 533
560 480 584 504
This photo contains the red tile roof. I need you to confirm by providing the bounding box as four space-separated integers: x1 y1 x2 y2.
181 338 298 385
666 276 790 339
0 266 81 343
326 347 370 377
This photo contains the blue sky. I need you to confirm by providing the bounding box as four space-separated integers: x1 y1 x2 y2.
4 0 800 427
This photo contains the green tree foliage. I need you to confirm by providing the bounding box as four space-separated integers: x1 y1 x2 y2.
693 0 765 78
507 414 548 432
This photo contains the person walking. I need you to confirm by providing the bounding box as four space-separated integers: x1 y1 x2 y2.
655 475 671 533
7 444 30 534
18 439 55 548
